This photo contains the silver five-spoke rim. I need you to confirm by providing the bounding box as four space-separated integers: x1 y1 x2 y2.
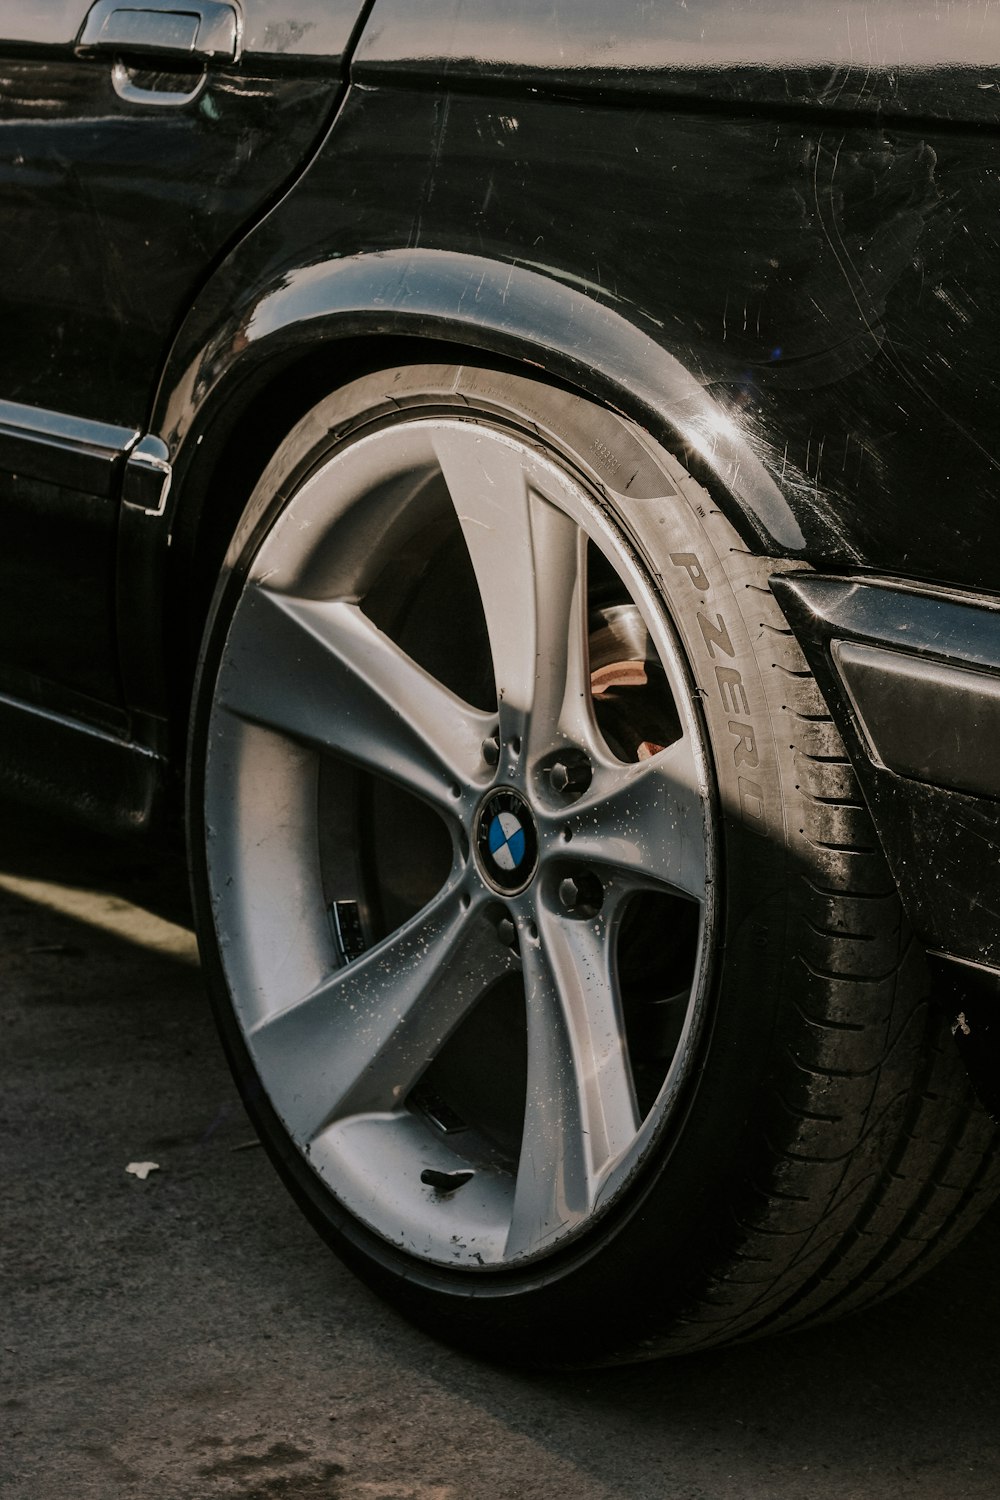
204 415 715 1268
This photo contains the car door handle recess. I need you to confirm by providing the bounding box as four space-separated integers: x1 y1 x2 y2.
77 0 240 64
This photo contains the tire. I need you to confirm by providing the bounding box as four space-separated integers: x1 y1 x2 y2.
187 362 999 1366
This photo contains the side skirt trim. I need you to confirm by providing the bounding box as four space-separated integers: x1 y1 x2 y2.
0 692 166 836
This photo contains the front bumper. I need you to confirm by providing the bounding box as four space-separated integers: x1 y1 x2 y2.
773 571 1000 973
774 571 1000 1110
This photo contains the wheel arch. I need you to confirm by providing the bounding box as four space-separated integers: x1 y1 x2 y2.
120 249 808 753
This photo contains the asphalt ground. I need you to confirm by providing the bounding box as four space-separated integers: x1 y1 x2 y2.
3 796 1000 1500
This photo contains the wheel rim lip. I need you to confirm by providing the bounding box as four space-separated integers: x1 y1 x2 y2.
202 411 717 1270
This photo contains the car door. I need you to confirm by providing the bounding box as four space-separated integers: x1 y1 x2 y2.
0 0 367 719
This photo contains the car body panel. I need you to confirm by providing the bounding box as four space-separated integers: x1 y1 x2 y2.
2 1 366 61
0 1 365 713
154 10 1000 599
356 0 1000 124
0 402 136 709
775 572 1000 972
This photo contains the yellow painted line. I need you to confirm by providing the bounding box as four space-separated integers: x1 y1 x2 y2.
0 871 199 964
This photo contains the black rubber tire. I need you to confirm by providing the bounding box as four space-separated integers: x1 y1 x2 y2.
188 363 1000 1366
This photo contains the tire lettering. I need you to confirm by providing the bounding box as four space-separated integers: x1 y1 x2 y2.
677 557 767 834
729 721 759 768
670 551 710 592
697 611 736 660
739 777 766 828
715 665 750 717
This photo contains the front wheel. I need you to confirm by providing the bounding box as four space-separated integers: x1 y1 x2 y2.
188 363 998 1365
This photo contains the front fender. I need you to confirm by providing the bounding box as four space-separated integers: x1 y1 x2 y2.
118 246 816 730
156 248 807 556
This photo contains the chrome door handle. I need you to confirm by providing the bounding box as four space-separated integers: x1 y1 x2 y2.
76 0 240 64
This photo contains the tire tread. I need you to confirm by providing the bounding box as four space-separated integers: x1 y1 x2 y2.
656 549 1000 1354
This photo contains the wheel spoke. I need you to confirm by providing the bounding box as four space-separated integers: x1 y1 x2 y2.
248 888 513 1144
527 499 596 756
564 741 708 901
433 427 594 757
505 908 640 1260
217 585 492 811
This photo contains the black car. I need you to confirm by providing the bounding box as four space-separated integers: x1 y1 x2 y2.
4 0 1000 1365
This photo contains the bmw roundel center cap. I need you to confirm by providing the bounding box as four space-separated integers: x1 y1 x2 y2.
475 789 539 894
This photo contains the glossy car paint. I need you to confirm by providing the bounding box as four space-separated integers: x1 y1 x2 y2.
2 1 369 56
0 0 365 732
3 0 1000 975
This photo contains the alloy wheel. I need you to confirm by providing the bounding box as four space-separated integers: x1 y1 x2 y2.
203 416 715 1267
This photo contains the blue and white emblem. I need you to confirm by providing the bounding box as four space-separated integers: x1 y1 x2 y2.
476 788 538 893
488 810 527 872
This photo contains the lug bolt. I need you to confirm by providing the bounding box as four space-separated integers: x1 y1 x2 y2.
549 757 592 798
558 872 604 918
482 734 501 767
496 915 518 950
558 877 582 911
